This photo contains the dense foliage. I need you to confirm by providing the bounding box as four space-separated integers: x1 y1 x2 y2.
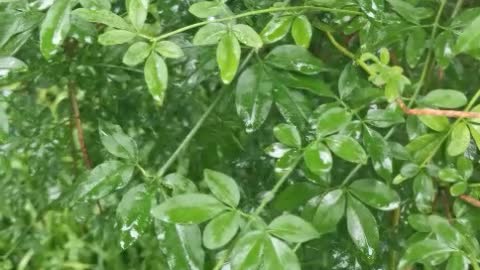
2 0 480 269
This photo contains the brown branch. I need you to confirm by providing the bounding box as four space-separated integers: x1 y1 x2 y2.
459 194 480 208
396 98 480 118
68 81 92 169
441 190 453 223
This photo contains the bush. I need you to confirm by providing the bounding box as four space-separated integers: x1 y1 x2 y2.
1 0 480 269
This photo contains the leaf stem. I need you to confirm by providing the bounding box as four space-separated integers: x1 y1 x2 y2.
154 6 362 41
325 32 373 76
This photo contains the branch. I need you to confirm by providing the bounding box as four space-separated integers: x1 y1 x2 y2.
68 81 92 169
396 98 480 119
459 194 480 208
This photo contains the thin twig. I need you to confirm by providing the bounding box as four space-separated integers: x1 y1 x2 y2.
68 81 92 169
459 194 480 208
441 190 453 223
396 98 480 118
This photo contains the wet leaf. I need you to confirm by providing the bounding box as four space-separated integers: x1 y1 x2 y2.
413 173 435 213
217 32 241 84
456 14 480 54
313 189 345 234
72 8 132 30
303 142 333 175
144 53 168 104
398 239 454 269
204 169 240 207
155 41 184 59
231 231 265 270
128 0 148 30
291 15 312 48
151 194 227 224
263 236 301 270
349 179 400 211
420 89 467 109
40 0 72 58
273 123 301 148
203 211 241 249
316 107 352 137
232 24 263 49
261 15 293 44
268 214 319 243
99 121 137 160
188 1 223 18
363 126 392 180
447 122 470 156
265 45 326 75
123 41 151 66
326 134 368 164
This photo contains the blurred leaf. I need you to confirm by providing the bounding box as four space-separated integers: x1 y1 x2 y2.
144 53 168 104
261 15 293 44
447 122 470 156
193 23 227 45
273 123 301 148
316 107 352 137
231 231 265 270
156 41 184 59
420 89 467 109
273 182 323 211
263 236 301 270
39 0 72 58
399 239 454 269
304 142 333 175
72 8 132 30
363 126 392 180
123 41 151 66
456 14 480 54
413 173 435 213
232 24 263 49
188 1 223 18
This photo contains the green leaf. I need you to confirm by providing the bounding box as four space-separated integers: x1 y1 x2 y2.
268 214 319 243
123 41 151 66
275 149 301 179
450 182 468 197
273 123 301 148
316 107 352 137
457 156 473 180
72 8 132 30
326 134 368 164
117 184 153 249
413 173 435 213
303 142 333 175
346 195 379 263
428 215 463 247
272 182 323 211
338 63 363 99
435 31 455 69
188 1 223 18
273 84 311 128
408 214 431 232
217 32 240 84
235 64 273 132
291 15 312 48
156 222 205 270
264 143 290 159
155 41 184 59
398 239 454 269
420 89 467 109
446 253 469 270
349 179 400 211
151 194 227 224
455 14 480 54
193 23 227 45
261 15 293 44
144 53 168 104
363 127 393 181
406 133 443 163
273 71 335 97
447 122 470 156
79 0 111 10
438 168 463 183
232 24 263 49
0 57 27 77
202 211 240 249
469 123 480 151
163 173 198 196
263 236 301 270
203 169 240 207
39 0 72 59
265 45 326 75
387 0 433 24
98 30 136 45
127 0 148 30
99 121 137 160
77 160 134 201
418 115 450 132
231 231 265 270
405 28 426 68
313 189 345 234
357 0 384 20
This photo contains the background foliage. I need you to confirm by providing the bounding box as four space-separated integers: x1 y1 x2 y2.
2 0 480 269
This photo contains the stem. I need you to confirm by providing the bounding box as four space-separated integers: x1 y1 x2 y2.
157 87 227 177
68 81 92 169
451 0 464 18
470 255 480 270
156 50 254 178
459 195 480 208
325 32 374 76
409 0 447 104
154 6 362 41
